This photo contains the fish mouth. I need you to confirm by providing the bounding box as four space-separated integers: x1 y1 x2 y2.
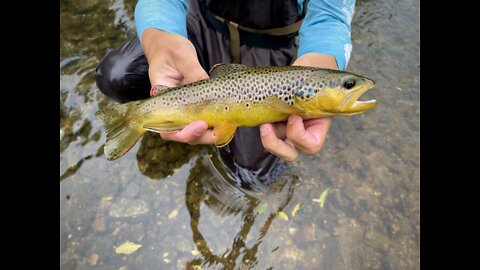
339 79 377 112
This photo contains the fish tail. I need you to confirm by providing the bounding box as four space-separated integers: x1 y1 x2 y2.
95 101 146 161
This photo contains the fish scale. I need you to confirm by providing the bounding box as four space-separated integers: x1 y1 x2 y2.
96 64 378 161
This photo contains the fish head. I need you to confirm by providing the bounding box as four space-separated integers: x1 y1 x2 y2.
293 70 378 116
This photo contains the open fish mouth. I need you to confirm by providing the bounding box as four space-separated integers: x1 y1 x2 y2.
339 80 377 112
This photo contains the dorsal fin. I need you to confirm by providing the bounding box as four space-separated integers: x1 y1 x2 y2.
209 63 248 78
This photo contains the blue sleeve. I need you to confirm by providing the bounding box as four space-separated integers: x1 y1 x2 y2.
134 0 189 41
297 0 355 70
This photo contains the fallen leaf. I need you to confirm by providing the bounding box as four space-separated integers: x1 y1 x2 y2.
277 211 289 221
101 196 113 201
257 203 268 215
168 209 179 220
313 188 330 208
114 241 142 255
291 203 301 217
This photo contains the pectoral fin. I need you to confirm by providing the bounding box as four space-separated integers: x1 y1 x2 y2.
143 122 187 133
213 122 238 147
264 96 304 115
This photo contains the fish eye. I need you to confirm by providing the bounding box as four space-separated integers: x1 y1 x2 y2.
343 78 356 89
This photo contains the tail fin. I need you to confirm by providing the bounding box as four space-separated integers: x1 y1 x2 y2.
96 101 146 161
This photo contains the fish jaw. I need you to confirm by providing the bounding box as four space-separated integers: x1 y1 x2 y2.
342 99 378 115
294 77 377 116
338 78 377 114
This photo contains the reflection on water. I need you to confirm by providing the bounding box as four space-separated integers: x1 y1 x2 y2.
135 132 300 269
60 0 419 269
185 152 298 269
136 132 202 180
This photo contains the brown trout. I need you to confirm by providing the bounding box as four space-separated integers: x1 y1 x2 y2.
96 64 377 160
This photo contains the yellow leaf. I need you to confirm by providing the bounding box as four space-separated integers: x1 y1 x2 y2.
291 203 301 217
101 196 113 201
168 209 179 220
277 211 289 221
114 241 142 254
257 202 268 215
313 188 330 208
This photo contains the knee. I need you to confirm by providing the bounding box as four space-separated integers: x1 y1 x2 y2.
95 39 151 103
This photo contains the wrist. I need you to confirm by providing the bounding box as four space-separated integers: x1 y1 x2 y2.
141 28 169 59
293 53 338 70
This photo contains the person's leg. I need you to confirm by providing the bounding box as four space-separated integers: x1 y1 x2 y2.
95 37 151 103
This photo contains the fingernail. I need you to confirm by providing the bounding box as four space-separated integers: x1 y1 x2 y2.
260 125 269 136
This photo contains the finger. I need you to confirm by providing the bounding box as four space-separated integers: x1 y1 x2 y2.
260 124 300 162
286 115 332 155
180 66 209 85
161 64 184 81
149 72 182 88
159 121 216 145
174 53 209 84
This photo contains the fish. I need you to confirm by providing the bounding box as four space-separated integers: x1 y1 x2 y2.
96 64 377 160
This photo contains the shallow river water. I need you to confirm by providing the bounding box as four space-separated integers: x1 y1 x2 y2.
60 0 419 269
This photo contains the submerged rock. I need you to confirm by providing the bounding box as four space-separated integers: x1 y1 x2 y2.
109 199 149 218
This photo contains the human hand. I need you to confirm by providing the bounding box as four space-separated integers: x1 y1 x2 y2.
141 28 215 144
259 53 337 161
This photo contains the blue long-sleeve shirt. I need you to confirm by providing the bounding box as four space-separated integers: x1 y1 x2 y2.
135 0 354 70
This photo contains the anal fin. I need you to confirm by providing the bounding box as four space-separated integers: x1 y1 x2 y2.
143 122 187 133
213 122 238 147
